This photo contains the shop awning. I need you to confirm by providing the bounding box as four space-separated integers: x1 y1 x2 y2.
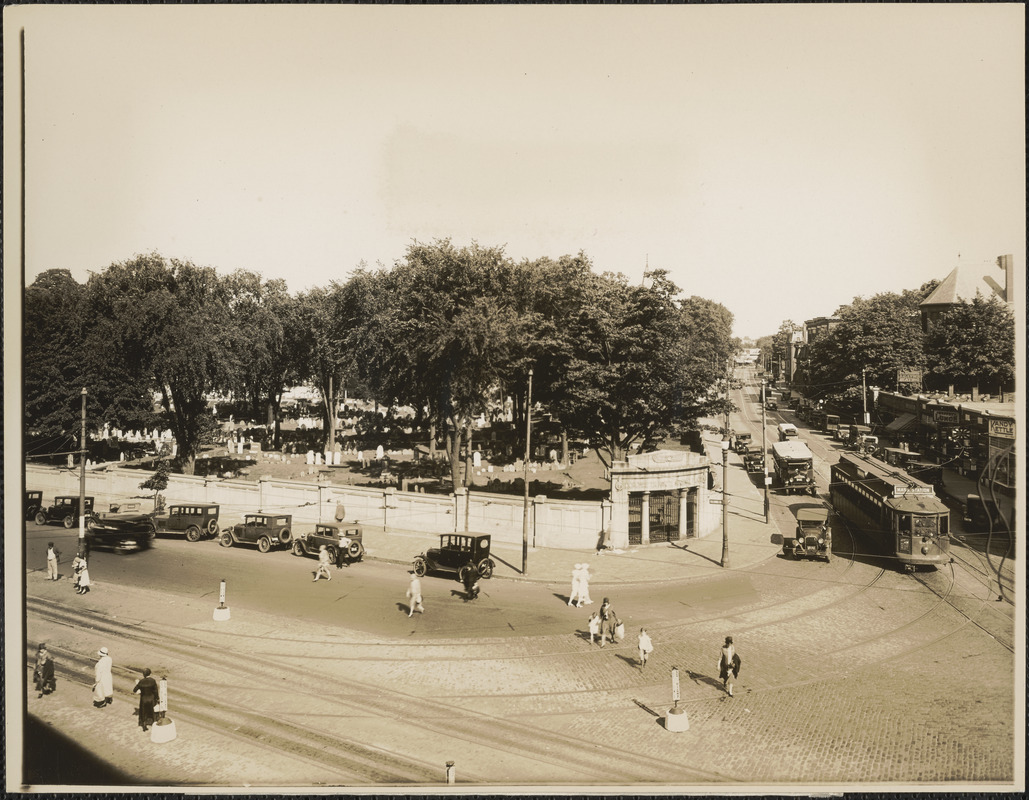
885 413 916 432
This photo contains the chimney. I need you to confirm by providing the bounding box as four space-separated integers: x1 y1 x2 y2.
997 254 1013 302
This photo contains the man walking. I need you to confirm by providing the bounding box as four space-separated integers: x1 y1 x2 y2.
406 571 424 617
46 542 60 581
34 644 56 697
93 647 113 708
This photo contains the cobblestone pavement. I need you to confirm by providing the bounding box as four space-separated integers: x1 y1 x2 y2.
14 427 1020 791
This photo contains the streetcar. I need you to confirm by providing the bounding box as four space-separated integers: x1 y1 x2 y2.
829 452 950 572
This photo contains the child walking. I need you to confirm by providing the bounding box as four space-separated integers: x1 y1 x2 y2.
313 545 333 581
637 628 653 669
587 612 600 644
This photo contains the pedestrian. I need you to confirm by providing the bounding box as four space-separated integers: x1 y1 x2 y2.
462 566 480 601
46 542 61 581
33 644 56 697
406 571 424 617
313 545 333 581
578 563 593 606
598 597 617 647
567 563 582 607
73 554 91 594
335 530 352 569
587 612 600 645
133 668 159 732
637 628 653 669
718 635 741 697
92 647 113 708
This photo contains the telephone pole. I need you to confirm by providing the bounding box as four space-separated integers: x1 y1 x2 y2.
761 379 769 523
79 388 88 547
521 368 534 575
862 367 869 425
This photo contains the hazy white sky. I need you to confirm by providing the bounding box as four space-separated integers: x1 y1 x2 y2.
5 4 1024 339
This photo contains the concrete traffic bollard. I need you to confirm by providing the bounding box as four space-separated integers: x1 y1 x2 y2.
665 666 689 732
150 677 177 742
213 578 231 621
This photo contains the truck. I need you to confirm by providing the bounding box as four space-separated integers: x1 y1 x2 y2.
771 440 817 496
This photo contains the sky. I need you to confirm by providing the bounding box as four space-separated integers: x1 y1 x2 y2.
4 4 1025 340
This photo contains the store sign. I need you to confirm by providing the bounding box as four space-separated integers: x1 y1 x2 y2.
897 369 923 385
934 410 959 424
988 418 1015 439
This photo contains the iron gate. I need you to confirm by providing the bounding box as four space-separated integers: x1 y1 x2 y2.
628 494 643 545
628 491 687 544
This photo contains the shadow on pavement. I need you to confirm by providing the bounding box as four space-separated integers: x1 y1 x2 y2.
23 714 141 787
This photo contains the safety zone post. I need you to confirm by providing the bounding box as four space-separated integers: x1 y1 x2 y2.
665 666 689 732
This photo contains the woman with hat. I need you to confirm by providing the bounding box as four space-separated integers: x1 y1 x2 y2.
718 635 741 697
93 646 113 708
133 668 159 732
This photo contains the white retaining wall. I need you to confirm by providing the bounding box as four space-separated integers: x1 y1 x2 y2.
25 465 607 550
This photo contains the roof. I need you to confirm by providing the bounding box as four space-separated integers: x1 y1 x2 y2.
920 261 1008 307
772 441 812 460
795 505 829 522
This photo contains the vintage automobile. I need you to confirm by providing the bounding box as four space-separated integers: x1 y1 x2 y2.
732 432 753 454
292 522 365 563
963 494 1010 534
765 398 778 411
772 504 831 561
152 503 221 542
35 496 96 528
25 490 44 521
85 511 156 554
413 533 495 581
742 446 765 474
219 513 293 552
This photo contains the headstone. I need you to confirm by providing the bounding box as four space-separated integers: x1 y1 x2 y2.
333 451 341 466
237 441 245 455
473 451 482 468
376 445 385 461
306 450 315 465
315 452 323 465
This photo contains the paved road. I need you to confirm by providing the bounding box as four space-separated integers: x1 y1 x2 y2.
15 370 1018 789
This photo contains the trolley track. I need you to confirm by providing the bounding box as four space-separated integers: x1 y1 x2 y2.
26 599 727 785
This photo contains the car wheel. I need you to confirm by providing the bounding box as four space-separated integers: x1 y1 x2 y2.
63 515 75 529
477 559 495 579
291 540 306 557
257 536 272 553
86 516 98 532
219 532 233 548
35 512 47 526
413 558 427 577
325 545 338 564
185 525 202 543
277 527 292 545
206 518 219 536
348 541 364 560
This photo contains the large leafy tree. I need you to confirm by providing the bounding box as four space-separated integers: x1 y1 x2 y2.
349 240 528 487
805 289 928 412
81 254 239 474
24 270 88 446
545 268 734 464
924 295 1015 393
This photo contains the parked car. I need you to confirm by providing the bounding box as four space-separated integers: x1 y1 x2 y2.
413 534 495 581
292 523 365 563
765 399 778 411
85 511 156 554
152 503 220 542
25 490 43 521
219 513 293 552
35 496 96 528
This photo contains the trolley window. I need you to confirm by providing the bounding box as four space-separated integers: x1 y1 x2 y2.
898 514 911 533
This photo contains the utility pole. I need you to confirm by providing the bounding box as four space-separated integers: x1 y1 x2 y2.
761 379 769 523
720 434 730 568
521 368 533 575
79 388 88 548
862 368 869 425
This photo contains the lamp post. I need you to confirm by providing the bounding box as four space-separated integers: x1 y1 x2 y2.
720 435 730 568
761 379 769 523
521 368 533 575
79 388 88 549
